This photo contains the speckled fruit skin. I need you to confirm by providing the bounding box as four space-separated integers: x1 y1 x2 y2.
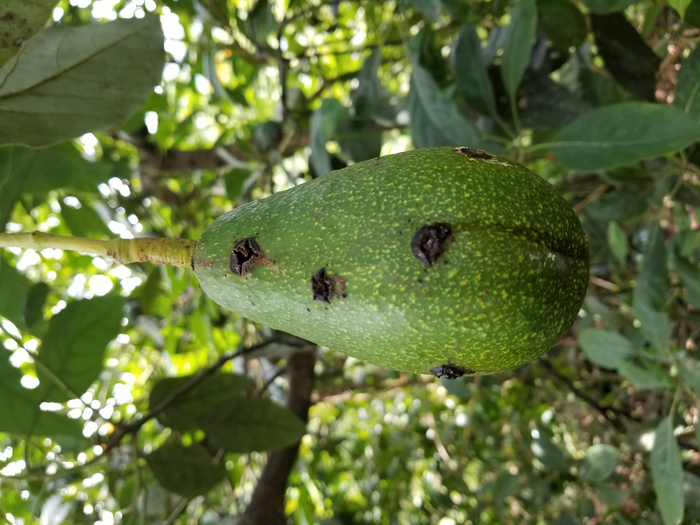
193 147 589 376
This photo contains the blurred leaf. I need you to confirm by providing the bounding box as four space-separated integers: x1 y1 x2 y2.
590 13 660 101
0 351 88 446
37 296 124 402
531 426 569 472
145 442 226 498
596 483 625 506
0 258 31 330
253 120 281 152
403 0 441 24
678 356 700 393
579 68 634 107
675 45 700 123
224 167 252 204
633 225 670 352
550 103 700 171
607 221 629 265
139 266 163 317
22 282 49 330
248 0 276 44
671 245 700 309
337 118 382 163
0 16 164 147
586 187 652 222
491 470 519 510
518 74 590 130
579 329 639 369
453 24 496 116
0 0 57 67
150 373 252 431
500 0 537 98
309 99 350 177
687 0 700 26
408 63 481 148
195 397 306 453
583 0 642 14
617 362 673 389
536 0 587 50
579 444 619 483
651 417 684 525
61 202 111 239
354 48 384 120
669 0 693 18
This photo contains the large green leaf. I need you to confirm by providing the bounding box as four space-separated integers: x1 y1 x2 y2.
0 15 164 147
579 444 619 483
651 417 684 525
536 0 587 50
0 350 87 446
617 362 673 389
0 0 57 67
675 45 700 122
453 25 496 116
583 0 642 14
678 356 700 394
37 296 124 402
408 63 481 148
633 225 670 352
0 258 32 330
578 329 639 369
500 0 537 98
672 245 700 309
549 103 700 171
145 442 226 498
669 0 693 18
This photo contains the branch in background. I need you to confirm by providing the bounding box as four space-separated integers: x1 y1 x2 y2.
236 350 316 525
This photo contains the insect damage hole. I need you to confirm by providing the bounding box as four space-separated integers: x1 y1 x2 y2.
230 237 266 276
430 364 474 380
411 223 453 266
454 146 493 160
311 267 346 303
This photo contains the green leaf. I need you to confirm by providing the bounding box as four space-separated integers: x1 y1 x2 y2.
61 201 112 239
195 397 306 453
675 45 700 122
678 356 700 393
223 167 252 204
633 225 670 352
403 0 441 24
0 0 57 68
607 221 629 265
617 361 673 389
337 118 382 163
145 442 226 498
531 426 569 472
500 0 537 98
578 329 639 369
651 417 684 525
408 63 481 148
579 444 619 483
583 0 641 14
139 267 163 317
0 258 31 330
22 282 50 330
672 246 700 309
37 296 124 402
536 0 587 50
0 15 164 147
550 103 700 171
354 48 383 120
0 351 87 446
453 25 496 116
149 373 252 431
579 68 634 107
669 0 693 18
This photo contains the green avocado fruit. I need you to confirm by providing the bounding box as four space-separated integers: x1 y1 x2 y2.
193 147 589 377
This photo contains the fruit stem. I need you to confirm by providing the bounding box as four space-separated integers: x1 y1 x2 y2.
0 232 195 269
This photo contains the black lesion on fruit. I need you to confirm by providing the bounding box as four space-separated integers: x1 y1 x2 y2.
311 267 347 303
411 223 454 266
430 364 474 380
230 237 266 276
454 146 493 160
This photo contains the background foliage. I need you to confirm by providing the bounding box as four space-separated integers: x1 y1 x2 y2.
1 0 700 523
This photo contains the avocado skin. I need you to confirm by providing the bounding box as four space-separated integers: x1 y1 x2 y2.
193 147 589 375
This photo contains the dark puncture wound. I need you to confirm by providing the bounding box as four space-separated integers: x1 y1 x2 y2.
411 223 453 266
311 267 346 303
230 237 266 276
454 146 493 160
430 364 474 380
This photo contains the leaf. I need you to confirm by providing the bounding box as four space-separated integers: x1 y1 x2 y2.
617 361 673 389
403 0 441 24
651 417 684 525
224 167 252 204
579 68 634 107
139 267 163 317
337 118 382 163
61 201 112 239
607 221 629 265
549 102 700 171
0 15 164 147
37 296 124 402
353 48 382 120
536 0 587 50
0 0 57 68
500 0 537 98
678 356 700 393
23 282 50 330
583 0 642 15
309 100 345 177
675 45 700 122
672 246 700 309
195 397 306 453
145 442 226 498
0 351 87 446
149 373 252 431
408 63 481 148
531 426 569 472
0 258 32 330
633 225 670 352
669 0 693 18
579 444 619 483
453 24 496 116
578 329 639 369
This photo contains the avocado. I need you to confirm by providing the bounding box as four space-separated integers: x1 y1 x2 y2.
193 147 589 376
